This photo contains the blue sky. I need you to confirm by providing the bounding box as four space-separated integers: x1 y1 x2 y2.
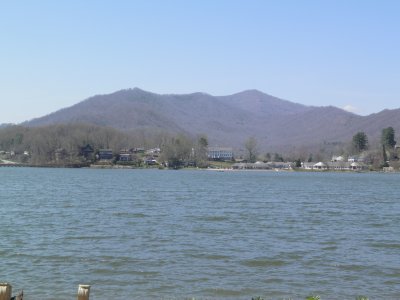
1 0 399 123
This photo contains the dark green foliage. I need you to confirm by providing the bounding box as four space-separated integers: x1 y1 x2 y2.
352 131 368 152
381 127 396 148
295 158 302 168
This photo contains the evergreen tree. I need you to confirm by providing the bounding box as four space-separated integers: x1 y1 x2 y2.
352 131 368 152
381 127 396 148
295 158 301 168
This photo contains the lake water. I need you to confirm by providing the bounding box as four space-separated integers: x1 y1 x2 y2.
0 168 399 299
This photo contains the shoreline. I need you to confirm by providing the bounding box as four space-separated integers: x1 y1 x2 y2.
0 163 397 173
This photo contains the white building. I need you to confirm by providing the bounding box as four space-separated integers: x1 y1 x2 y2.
207 147 233 161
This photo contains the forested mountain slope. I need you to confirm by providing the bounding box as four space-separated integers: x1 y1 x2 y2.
24 88 400 151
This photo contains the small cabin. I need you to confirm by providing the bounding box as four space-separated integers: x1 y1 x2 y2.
119 153 132 162
80 144 94 160
98 149 113 160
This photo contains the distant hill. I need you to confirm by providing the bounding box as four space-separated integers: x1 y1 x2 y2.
0 123 14 129
23 88 400 152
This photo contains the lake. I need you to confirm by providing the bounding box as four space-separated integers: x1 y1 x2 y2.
0 168 399 299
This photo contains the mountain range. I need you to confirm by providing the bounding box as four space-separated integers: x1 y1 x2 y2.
23 88 400 153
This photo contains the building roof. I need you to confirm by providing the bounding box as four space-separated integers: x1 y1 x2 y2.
208 147 233 151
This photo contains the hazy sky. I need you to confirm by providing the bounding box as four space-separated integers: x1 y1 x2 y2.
1 0 399 123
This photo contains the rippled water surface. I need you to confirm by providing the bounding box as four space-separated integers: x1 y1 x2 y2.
0 168 399 299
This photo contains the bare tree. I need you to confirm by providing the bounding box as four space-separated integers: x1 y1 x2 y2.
194 134 209 168
244 137 258 163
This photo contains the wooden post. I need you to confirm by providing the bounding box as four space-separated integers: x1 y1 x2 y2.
0 283 12 300
77 284 90 300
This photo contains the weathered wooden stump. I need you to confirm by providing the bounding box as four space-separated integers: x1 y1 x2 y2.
0 283 22 300
0 283 11 300
77 284 90 300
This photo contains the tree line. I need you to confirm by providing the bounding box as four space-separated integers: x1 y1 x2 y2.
0 124 209 167
1 123 398 169
351 127 397 167
242 127 398 169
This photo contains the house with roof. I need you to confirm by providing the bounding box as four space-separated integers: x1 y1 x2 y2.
349 162 366 170
144 157 158 165
119 149 132 162
301 161 366 171
80 144 94 161
313 162 328 170
301 162 314 170
331 155 345 162
98 149 113 160
348 156 364 163
326 161 349 171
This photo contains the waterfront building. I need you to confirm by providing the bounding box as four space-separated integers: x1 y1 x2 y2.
207 147 233 161
98 149 113 160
